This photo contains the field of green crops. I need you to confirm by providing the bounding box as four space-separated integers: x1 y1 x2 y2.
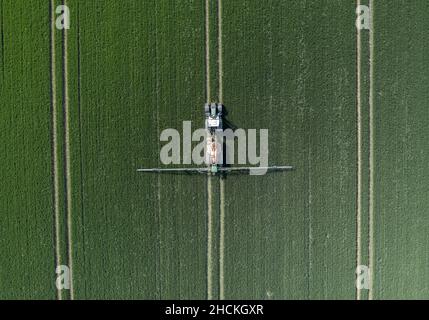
1 0 428 300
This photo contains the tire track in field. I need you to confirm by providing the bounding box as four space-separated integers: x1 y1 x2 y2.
49 0 62 301
368 0 375 300
217 0 225 301
205 0 214 300
355 0 375 300
61 0 74 299
356 0 362 301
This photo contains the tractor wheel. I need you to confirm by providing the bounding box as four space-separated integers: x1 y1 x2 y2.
217 104 223 113
204 103 210 114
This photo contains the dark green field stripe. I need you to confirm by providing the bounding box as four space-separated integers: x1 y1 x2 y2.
0 0 56 299
0 0 4 80
67 0 207 299
373 0 429 299
222 0 357 299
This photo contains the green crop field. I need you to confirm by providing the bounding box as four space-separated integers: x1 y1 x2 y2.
0 0 428 300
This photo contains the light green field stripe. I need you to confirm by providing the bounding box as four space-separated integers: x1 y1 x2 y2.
155 0 162 299
219 178 225 300
356 0 362 301
218 0 223 103
205 0 211 102
205 0 214 300
0 1 4 79
50 0 62 301
218 0 225 301
368 0 375 300
207 177 214 300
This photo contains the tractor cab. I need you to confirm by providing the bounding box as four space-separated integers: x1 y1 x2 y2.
205 103 223 131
